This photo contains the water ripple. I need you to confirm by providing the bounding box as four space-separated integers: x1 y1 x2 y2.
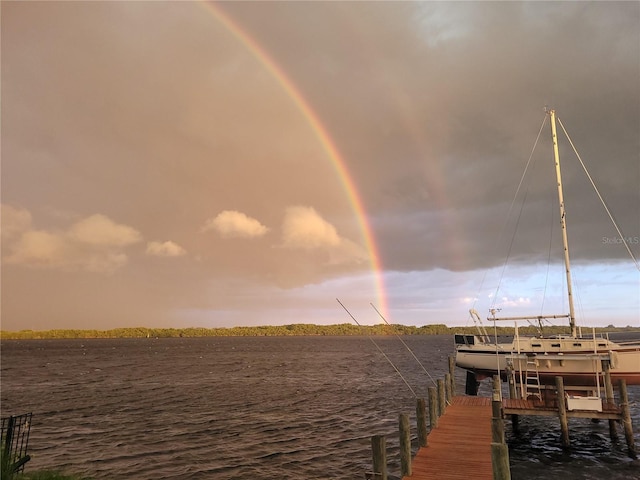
2 336 639 479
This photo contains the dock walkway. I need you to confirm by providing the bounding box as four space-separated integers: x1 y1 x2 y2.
402 396 493 480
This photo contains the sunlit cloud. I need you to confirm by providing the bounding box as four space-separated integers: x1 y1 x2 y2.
280 206 368 265
146 240 187 257
2 206 142 274
281 206 340 249
68 214 142 247
202 210 269 238
5 229 69 268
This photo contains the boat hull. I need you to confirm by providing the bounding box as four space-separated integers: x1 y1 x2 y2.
455 336 640 386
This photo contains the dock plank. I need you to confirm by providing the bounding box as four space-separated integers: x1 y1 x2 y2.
402 396 493 480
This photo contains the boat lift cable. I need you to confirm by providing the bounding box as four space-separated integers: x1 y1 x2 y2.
336 299 417 398
370 303 438 387
558 117 640 272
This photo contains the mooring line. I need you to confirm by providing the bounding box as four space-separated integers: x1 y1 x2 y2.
370 303 438 388
336 298 417 398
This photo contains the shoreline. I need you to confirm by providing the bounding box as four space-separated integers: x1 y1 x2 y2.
2 324 639 340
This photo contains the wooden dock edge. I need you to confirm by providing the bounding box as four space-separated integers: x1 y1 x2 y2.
366 356 637 479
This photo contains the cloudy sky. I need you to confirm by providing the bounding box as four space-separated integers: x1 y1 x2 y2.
2 1 639 331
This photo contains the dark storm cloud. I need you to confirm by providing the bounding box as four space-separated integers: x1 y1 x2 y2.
219 1 639 271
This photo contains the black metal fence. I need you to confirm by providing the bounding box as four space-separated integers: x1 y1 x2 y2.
1 413 33 474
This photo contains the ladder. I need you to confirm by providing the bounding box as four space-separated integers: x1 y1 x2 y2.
524 357 542 400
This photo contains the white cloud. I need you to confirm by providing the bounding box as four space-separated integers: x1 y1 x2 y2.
146 240 186 257
280 206 368 265
5 229 69 268
68 214 142 247
2 207 142 274
281 206 341 249
202 210 269 238
499 296 532 308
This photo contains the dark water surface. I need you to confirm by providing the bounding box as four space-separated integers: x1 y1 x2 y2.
2 336 639 479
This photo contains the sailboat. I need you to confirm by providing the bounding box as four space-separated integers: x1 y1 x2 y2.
455 109 640 394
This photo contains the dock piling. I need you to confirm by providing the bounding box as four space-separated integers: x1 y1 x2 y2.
491 442 511 480
445 373 453 404
437 379 446 415
618 379 637 458
555 376 570 448
416 398 428 447
448 356 456 396
491 375 505 445
428 386 438 429
506 365 517 399
399 413 412 477
371 435 387 480
604 369 618 443
505 365 520 434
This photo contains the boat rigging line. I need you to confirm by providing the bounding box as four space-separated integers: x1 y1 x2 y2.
489 114 548 315
370 303 438 388
557 116 640 272
336 298 417 398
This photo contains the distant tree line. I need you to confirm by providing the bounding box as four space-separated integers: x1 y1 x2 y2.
1 323 638 340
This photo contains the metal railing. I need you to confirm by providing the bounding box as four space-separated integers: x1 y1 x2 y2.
1 413 33 474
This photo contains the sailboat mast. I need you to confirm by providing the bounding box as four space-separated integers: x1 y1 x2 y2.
549 109 577 337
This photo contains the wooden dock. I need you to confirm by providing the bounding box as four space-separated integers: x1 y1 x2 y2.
368 359 635 480
399 393 627 480
402 396 493 480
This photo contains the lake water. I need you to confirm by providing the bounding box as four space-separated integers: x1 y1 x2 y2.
1 336 639 479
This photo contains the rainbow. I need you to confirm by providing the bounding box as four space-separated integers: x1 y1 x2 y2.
203 2 388 317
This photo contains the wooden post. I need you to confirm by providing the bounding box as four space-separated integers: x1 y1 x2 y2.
491 442 511 480
604 369 618 443
504 365 519 434
448 356 456 396
555 376 570 448
428 386 438 429
618 379 637 458
492 375 505 444
492 416 505 445
399 413 412 477
604 369 614 402
492 375 503 416
437 378 446 416
465 370 479 396
492 375 502 401
506 364 517 399
371 435 387 480
416 398 428 447
445 373 453 403
490 375 511 479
